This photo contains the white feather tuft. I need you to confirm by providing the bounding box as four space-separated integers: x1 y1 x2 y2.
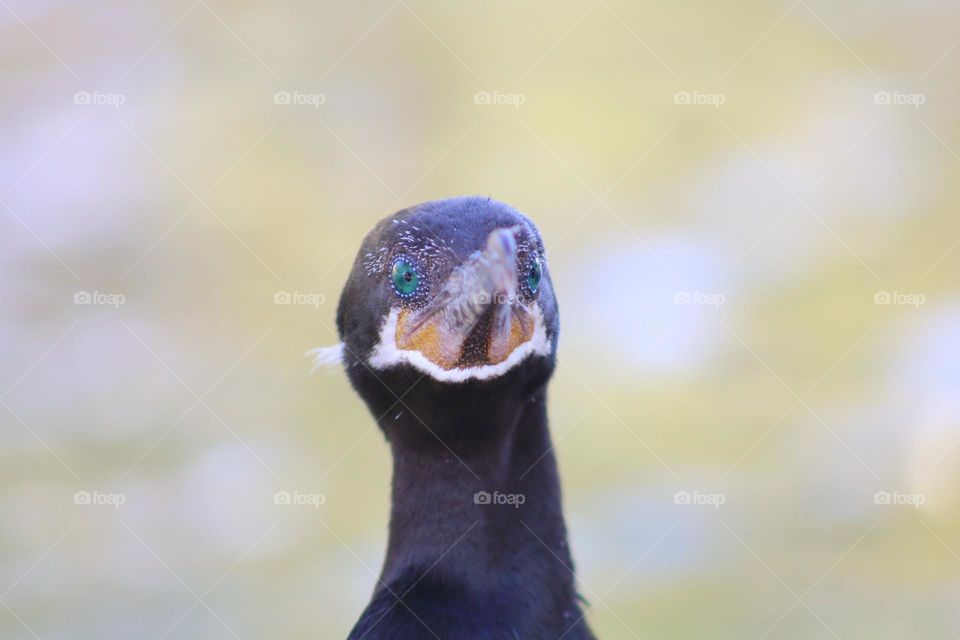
306 343 344 372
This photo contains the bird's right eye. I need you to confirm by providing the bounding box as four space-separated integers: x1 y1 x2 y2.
390 257 420 297
526 256 543 294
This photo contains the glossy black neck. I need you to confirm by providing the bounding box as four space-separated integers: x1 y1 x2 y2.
377 382 580 618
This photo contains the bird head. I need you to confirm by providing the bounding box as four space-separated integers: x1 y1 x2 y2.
330 197 559 414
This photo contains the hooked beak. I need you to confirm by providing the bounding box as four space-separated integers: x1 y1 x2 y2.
395 227 536 369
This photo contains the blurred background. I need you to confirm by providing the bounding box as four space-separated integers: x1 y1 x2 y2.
2 0 959 638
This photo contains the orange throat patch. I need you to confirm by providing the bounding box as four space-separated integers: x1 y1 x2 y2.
395 307 534 370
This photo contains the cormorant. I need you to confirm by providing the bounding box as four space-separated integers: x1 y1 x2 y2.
322 196 595 639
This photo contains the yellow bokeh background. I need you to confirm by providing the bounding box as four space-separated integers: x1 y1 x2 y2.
2 1 959 638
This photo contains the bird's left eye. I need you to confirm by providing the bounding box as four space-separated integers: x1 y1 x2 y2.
526 256 543 294
391 258 420 297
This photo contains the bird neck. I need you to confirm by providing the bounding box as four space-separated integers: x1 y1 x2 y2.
380 388 578 600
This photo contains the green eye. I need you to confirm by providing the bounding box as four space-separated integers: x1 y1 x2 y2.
526 257 543 294
391 258 420 297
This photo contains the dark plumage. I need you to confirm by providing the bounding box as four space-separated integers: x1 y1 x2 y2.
335 196 594 639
